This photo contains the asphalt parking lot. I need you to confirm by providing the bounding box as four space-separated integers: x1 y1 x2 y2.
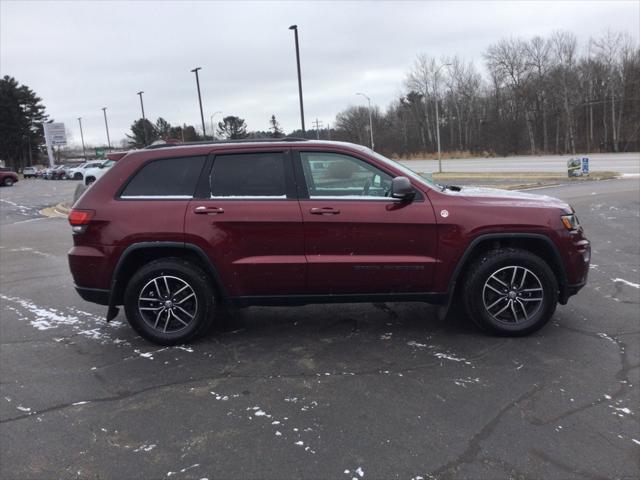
1 177 639 480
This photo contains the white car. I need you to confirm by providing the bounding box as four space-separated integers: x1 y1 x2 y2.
68 161 103 181
83 159 115 186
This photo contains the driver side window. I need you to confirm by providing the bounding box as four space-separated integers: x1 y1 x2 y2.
300 152 393 199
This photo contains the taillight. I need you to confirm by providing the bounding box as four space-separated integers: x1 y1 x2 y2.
68 209 95 233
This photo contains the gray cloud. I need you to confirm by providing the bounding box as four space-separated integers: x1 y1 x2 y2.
2 0 638 145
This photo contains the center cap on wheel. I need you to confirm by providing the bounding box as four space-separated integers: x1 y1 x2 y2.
508 291 517 299
164 300 173 308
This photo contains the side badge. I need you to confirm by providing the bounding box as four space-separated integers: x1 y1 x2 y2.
440 209 449 218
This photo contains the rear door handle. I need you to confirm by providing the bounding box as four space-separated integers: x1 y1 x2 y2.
194 206 224 215
310 207 340 215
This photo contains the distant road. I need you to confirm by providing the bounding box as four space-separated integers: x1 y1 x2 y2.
400 152 640 174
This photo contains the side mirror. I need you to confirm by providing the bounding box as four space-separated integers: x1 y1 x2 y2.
98 165 105 169
391 176 415 202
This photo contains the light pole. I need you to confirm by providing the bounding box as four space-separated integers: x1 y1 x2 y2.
434 63 451 173
101 107 112 150
77 117 87 160
137 91 147 145
210 110 222 141
289 25 306 136
356 92 374 150
191 67 207 138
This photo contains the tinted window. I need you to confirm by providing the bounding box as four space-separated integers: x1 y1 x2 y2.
300 152 393 198
210 152 286 198
121 156 205 198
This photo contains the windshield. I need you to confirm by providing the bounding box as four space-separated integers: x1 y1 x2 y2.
361 148 438 190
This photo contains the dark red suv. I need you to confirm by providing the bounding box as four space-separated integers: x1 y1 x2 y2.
68 139 590 345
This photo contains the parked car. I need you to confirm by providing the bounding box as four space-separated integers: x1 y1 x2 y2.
23 166 38 178
68 161 103 181
84 159 116 186
0 167 19 186
0 167 18 187
51 165 69 180
68 139 590 345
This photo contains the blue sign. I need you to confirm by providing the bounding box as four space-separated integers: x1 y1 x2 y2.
581 157 589 175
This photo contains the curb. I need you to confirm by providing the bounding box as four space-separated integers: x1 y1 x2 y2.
40 202 70 219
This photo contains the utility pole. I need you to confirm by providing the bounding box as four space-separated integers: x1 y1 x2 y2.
312 118 323 139
77 117 87 160
289 25 306 135
101 107 112 150
137 91 147 145
356 92 374 150
434 63 451 173
191 67 206 138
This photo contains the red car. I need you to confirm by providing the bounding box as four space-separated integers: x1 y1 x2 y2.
68 139 590 345
0 167 19 186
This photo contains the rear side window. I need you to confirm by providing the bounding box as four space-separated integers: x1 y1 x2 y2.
121 156 205 198
210 152 286 198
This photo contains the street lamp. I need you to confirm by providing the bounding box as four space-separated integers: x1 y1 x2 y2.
101 107 112 150
434 63 451 173
190 67 207 138
356 92 374 151
77 117 87 160
289 25 306 136
137 91 147 145
210 110 222 141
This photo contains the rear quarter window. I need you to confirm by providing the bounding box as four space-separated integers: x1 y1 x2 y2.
120 156 206 198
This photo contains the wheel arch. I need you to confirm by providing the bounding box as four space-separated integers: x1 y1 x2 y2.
449 233 569 304
108 242 228 320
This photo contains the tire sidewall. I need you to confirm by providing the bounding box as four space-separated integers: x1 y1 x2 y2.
4 178 13 186
124 260 214 345
466 250 558 335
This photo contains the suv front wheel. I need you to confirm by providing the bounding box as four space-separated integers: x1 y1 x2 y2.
124 258 215 345
463 248 558 336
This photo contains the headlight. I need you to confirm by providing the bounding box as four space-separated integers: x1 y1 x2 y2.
561 214 580 231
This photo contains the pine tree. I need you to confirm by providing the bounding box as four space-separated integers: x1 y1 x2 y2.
269 114 283 138
217 116 248 139
0 76 48 169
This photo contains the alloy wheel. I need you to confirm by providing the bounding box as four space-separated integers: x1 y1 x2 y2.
138 275 198 333
482 265 544 324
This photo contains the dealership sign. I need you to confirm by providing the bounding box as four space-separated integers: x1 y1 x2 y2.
45 122 67 146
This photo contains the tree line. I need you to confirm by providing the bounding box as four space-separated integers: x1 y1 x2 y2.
126 114 284 147
333 29 639 156
1 28 637 169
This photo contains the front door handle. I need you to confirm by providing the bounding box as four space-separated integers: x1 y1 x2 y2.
310 207 340 215
194 206 224 215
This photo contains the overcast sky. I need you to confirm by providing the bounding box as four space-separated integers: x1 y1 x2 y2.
2 0 639 146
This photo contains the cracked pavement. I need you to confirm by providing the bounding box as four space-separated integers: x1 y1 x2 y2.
1 178 638 479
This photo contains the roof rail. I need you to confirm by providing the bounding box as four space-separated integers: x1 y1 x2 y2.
144 136 310 150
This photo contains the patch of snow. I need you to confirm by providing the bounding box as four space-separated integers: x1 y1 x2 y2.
612 278 640 289
407 341 429 348
134 444 157 452
16 405 31 412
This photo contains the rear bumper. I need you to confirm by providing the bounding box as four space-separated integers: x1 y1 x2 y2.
75 285 110 305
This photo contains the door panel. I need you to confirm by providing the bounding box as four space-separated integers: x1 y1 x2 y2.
296 150 438 294
302 200 437 293
185 200 305 296
185 149 305 297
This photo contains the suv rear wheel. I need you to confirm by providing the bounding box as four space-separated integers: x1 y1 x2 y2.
124 258 215 345
463 248 558 336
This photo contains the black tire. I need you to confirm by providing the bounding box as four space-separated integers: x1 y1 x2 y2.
85 177 95 186
462 248 558 336
124 258 216 345
73 172 82 180
3 177 14 186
